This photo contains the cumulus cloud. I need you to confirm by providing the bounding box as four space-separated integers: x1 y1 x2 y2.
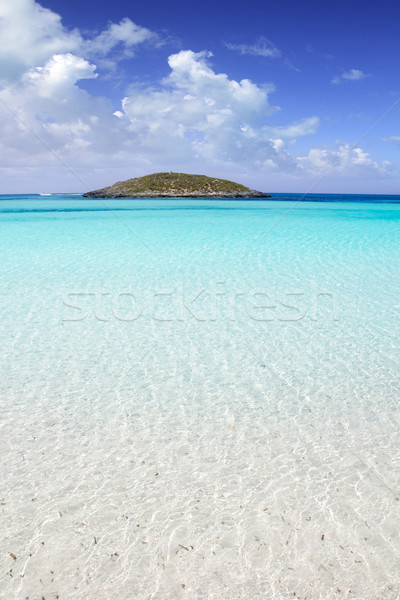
331 69 370 84
225 38 281 59
0 0 158 81
297 142 391 176
84 18 157 57
0 32 321 191
0 0 82 78
0 0 390 193
23 53 98 97
117 50 283 165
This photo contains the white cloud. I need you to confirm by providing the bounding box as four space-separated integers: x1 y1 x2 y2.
0 0 392 193
0 0 82 79
85 17 157 57
225 37 299 72
23 53 98 97
342 69 369 81
297 142 391 176
383 136 400 144
225 38 281 59
0 0 158 81
117 50 285 165
270 138 285 152
331 69 370 84
268 116 320 139
0 38 322 189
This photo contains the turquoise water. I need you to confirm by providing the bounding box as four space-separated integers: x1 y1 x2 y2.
1 194 400 599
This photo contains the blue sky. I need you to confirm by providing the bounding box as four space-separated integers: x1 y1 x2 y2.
0 0 399 193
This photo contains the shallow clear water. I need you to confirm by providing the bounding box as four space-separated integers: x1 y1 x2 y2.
1 194 400 599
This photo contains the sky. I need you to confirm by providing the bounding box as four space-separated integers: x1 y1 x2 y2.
0 0 399 193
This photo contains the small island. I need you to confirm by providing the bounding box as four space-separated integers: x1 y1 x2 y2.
83 172 271 198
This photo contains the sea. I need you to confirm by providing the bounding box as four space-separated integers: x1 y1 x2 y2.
0 193 399 599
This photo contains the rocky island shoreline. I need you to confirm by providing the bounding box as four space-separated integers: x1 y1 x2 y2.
83 172 271 198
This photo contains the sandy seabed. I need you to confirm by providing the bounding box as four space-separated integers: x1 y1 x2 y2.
1 196 400 599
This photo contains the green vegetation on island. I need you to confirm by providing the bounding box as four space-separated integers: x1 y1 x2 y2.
83 172 270 198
